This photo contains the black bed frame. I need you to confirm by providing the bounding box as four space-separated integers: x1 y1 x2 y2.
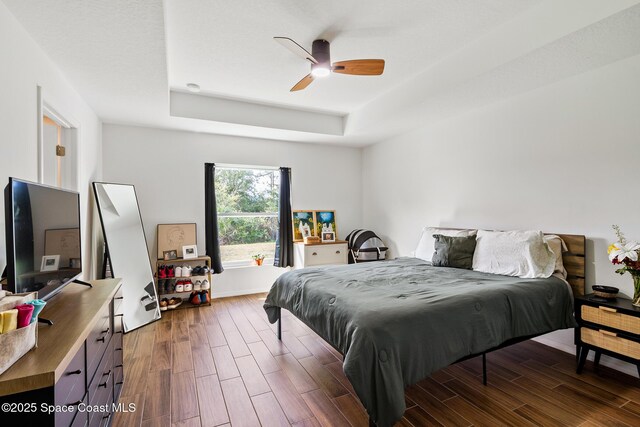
272 234 586 426
274 307 545 426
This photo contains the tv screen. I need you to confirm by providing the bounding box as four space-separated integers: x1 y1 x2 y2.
4 178 82 300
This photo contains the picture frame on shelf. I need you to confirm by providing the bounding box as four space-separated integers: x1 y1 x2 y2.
182 245 198 259
315 210 337 238
40 255 60 272
321 231 336 243
292 210 316 242
157 223 197 259
163 250 178 261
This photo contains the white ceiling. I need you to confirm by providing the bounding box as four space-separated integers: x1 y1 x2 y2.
165 0 539 113
3 0 640 146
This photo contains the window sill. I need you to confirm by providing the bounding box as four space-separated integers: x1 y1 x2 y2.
222 260 277 270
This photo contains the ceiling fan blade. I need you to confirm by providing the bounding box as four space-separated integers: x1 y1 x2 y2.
290 74 314 92
332 59 385 76
274 37 318 64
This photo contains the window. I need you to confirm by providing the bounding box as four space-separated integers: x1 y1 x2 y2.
216 166 280 266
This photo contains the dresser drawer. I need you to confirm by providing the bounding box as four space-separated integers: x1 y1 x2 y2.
113 287 124 317
581 327 640 359
55 343 86 407
88 341 114 411
304 243 348 266
57 393 87 427
87 305 113 382
581 305 640 335
70 396 89 427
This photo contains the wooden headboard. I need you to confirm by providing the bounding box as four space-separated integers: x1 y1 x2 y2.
551 234 586 296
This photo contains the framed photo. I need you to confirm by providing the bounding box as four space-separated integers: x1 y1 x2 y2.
41 255 60 272
163 250 178 261
182 245 198 259
157 223 197 259
321 231 335 243
292 211 316 242
314 210 337 238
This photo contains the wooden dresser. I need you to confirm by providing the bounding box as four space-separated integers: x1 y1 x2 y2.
0 279 124 426
575 294 640 377
293 240 348 269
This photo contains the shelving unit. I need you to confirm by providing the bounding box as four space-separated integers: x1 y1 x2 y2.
156 255 212 309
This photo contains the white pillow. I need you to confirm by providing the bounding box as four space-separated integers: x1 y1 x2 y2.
472 230 555 278
544 235 568 280
415 227 477 261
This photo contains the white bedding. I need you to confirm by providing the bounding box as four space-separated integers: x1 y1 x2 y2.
472 230 556 279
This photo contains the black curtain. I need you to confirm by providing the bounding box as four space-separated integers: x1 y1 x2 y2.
205 163 224 274
274 167 294 267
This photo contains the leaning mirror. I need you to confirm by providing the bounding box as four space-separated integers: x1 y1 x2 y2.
93 182 160 332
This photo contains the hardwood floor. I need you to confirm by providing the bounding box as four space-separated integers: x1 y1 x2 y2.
112 294 640 427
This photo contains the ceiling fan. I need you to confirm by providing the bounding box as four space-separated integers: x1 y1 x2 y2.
274 37 385 92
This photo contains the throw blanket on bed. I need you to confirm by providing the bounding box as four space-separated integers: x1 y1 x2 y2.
263 258 577 426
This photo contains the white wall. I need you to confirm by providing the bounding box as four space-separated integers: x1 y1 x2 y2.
362 54 640 375
102 124 362 297
0 2 102 279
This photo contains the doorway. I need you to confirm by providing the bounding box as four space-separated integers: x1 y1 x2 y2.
38 87 78 190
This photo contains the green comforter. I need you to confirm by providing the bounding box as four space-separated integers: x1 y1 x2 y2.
263 258 577 426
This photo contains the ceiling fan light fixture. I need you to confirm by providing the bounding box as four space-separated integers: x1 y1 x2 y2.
311 66 330 78
275 37 385 91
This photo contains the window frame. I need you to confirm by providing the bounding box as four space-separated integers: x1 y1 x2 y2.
216 164 280 268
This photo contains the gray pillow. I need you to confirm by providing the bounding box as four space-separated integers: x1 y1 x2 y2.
432 234 477 269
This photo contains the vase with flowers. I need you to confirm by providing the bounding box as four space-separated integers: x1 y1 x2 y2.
608 225 640 306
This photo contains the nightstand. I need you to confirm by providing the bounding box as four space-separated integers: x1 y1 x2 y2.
293 240 348 269
574 294 640 377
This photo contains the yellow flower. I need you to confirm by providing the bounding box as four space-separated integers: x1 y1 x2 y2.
608 244 617 254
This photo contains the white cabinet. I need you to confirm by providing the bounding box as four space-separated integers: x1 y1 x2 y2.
294 241 348 268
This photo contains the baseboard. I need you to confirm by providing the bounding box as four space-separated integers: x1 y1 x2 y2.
533 335 637 377
211 287 270 299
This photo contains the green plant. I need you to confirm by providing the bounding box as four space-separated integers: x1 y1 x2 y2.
252 254 266 261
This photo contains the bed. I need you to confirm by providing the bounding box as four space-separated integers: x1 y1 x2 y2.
263 232 585 426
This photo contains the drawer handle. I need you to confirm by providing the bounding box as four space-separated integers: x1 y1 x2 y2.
115 364 123 368
115 296 124 300
312 252 317 256
114 314 124 318
116 381 124 385
598 306 617 313
336 250 341 254
67 369 82 376
98 371 111 388
600 329 617 337
115 348 123 351
97 327 110 341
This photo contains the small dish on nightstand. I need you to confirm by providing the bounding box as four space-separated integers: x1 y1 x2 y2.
591 285 619 301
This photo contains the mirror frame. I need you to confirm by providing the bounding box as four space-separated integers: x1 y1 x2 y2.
92 182 160 332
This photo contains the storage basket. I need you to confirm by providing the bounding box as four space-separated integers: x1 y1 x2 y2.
0 292 38 375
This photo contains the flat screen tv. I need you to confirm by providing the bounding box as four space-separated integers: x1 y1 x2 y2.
4 178 82 300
